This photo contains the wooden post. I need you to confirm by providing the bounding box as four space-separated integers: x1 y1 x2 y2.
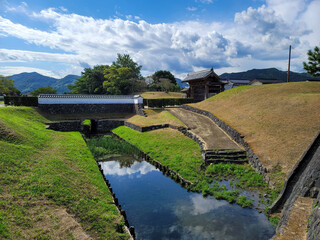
287 45 291 83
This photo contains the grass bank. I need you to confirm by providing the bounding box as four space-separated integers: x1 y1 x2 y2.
140 91 184 99
191 82 320 185
127 109 186 127
0 107 129 239
112 126 275 208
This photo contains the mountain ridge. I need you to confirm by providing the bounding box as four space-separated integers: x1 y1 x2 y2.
219 68 320 82
10 72 80 94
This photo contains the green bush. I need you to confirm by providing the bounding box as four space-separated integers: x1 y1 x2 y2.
143 98 194 108
4 96 38 106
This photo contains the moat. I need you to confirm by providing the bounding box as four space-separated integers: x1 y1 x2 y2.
100 156 275 240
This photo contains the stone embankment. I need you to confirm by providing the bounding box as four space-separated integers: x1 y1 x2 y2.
269 131 320 239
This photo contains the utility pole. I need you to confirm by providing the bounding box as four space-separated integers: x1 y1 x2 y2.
287 45 291 83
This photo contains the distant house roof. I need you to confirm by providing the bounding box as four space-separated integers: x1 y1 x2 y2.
249 79 283 85
182 68 220 82
229 79 250 84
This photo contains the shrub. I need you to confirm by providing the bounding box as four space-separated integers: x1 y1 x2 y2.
4 96 38 106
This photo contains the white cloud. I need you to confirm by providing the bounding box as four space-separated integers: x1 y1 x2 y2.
196 0 213 3
0 0 318 77
187 7 198 11
0 66 61 78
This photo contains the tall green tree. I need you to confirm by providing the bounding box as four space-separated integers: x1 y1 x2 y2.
112 54 142 79
103 67 133 95
69 54 144 95
303 46 320 77
31 86 57 96
0 75 20 96
152 70 176 84
69 65 108 94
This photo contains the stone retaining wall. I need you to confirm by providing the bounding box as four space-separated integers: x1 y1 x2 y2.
97 120 124 133
181 105 270 184
307 194 320 240
267 131 320 236
45 120 81 132
39 104 137 114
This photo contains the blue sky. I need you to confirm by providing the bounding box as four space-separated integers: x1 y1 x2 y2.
0 0 319 78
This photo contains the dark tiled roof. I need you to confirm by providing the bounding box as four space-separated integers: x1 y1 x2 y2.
182 68 219 82
38 94 141 99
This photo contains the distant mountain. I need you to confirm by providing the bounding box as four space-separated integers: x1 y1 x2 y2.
175 78 189 88
10 72 80 94
220 68 320 82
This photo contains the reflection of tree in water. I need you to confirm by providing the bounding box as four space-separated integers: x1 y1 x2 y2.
116 155 142 168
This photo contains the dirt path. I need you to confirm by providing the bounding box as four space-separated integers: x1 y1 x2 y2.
168 107 242 151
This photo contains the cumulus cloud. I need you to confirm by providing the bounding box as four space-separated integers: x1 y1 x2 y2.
0 0 319 77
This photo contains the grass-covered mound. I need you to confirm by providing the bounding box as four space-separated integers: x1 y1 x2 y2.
127 109 186 127
0 107 129 240
191 82 320 185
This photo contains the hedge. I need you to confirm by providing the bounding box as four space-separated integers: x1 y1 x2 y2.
4 96 38 106
143 98 194 108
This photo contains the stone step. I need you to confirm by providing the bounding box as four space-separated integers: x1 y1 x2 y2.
206 158 249 164
205 155 247 160
205 150 246 155
205 153 247 158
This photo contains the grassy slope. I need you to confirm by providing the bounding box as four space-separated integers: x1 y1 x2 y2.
127 109 186 127
113 127 203 183
0 107 129 240
191 82 320 182
140 91 184 99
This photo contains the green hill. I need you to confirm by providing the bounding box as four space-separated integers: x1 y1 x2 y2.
10 72 79 94
220 68 320 82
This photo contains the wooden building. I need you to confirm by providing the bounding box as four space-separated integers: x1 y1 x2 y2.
182 68 225 101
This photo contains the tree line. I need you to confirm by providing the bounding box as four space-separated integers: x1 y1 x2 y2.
68 54 180 95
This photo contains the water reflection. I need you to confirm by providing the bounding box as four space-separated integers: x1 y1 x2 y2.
101 157 275 240
100 160 159 176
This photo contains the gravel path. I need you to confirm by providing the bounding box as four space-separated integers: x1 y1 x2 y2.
168 107 243 151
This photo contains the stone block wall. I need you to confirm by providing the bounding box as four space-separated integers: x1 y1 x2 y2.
97 120 124 133
268 132 320 236
46 120 81 132
307 194 320 240
39 104 136 114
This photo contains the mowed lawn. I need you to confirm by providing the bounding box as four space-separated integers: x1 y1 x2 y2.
191 82 320 183
140 91 184 99
0 107 129 240
127 109 186 127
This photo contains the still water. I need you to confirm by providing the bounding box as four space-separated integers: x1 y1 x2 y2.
100 157 275 240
